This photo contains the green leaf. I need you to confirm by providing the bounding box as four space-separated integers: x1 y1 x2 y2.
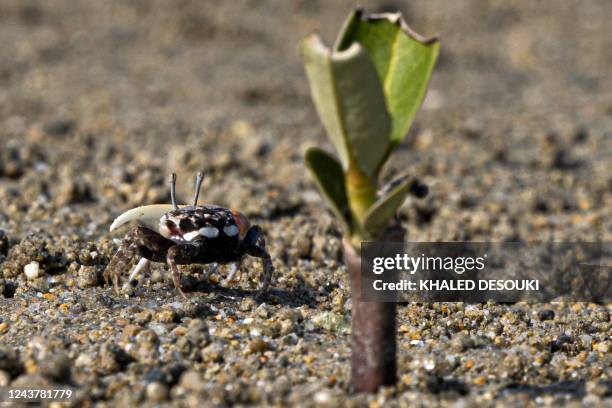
335 9 439 150
304 147 350 231
362 175 415 237
301 34 391 177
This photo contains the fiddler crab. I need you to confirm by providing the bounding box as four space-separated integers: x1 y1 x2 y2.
103 172 273 298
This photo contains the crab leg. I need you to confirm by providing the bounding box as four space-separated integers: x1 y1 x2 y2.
259 256 273 293
242 225 273 295
245 245 273 294
202 262 218 282
166 245 191 299
103 229 139 292
223 262 241 285
128 257 150 283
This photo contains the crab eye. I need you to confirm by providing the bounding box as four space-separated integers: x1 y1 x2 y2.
179 218 194 231
231 209 250 238
165 220 182 235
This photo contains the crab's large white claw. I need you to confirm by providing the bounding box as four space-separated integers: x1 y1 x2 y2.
109 204 185 232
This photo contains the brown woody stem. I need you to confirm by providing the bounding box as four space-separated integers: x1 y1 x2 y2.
343 223 405 393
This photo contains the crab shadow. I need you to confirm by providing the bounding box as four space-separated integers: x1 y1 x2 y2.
185 279 317 308
502 379 612 398
192 283 316 307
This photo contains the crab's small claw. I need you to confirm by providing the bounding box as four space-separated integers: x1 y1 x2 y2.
257 257 273 297
128 257 150 283
110 204 185 232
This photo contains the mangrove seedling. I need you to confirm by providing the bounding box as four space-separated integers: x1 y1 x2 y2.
301 8 439 392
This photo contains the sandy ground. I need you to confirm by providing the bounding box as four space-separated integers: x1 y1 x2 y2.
0 0 610 406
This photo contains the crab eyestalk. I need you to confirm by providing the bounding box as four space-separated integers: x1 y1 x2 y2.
170 173 178 210
301 8 439 393
193 171 204 206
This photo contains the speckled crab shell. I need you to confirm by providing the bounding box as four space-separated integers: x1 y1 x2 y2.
109 204 251 242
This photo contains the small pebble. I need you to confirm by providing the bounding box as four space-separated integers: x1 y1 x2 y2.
538 309 555 321
473 376 486 386
179 370 204 393
0 347 22 377
77 265 100 288
74 352 95 368
580 335 593 351
313 390 333 404
24 262 40 280
240 297 257 312
39 352 71 382
43 119 74 136
0 370 10 386
202 342 224 363
586 380 609 397
246 338 269 355
155 308 177 323
594 342 608 354
122 325 142 340
186 319 210 346
0 230 8 256
146 381 168 402
136 330 159 347
134 310 152 325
